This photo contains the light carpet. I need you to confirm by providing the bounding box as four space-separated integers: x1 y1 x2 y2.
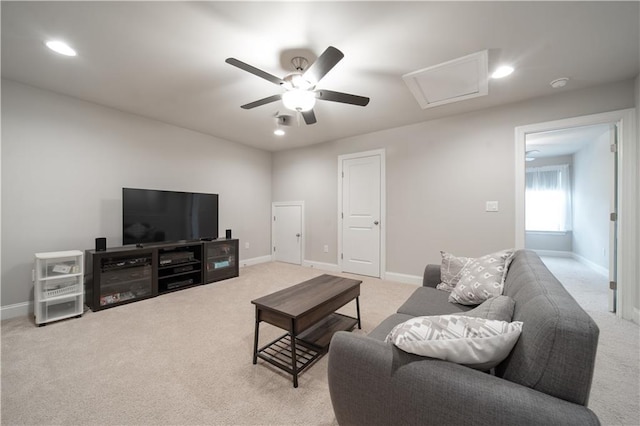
1 259 638 425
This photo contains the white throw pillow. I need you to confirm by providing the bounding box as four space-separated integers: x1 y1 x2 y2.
448 249 515 305
385 315 523 370
436 251 472 292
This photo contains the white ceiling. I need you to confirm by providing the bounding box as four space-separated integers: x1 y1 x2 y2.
2 1 639 152
526 124 612 158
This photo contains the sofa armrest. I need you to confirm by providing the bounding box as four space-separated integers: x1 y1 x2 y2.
328 332 600 426
423 264 441 288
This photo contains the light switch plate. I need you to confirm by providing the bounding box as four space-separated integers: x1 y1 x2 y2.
486 201 499 212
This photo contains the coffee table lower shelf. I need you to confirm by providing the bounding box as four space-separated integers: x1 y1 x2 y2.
256 313 358 377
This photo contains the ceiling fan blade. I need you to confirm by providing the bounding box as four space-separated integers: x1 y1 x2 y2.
303 46 344 84
301 109 317 125
241 94 282 109
225 58 285 86
316 89 370 106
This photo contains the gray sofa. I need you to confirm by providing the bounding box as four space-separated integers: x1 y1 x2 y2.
328 250 600 425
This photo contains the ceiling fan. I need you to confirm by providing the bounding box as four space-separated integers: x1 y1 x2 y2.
225 46 369 125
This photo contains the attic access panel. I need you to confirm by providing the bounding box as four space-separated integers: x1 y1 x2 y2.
403 50 488 109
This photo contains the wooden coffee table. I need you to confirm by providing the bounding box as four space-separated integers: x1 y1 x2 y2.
251 274 362 387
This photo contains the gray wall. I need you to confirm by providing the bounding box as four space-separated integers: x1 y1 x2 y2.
273 79 636 277
573 130 613 269
1 79 272 308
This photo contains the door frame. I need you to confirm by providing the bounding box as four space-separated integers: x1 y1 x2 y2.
514 108 637 321
337 149 386 279
271 201 305 265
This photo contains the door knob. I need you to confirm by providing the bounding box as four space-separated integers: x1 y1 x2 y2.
374 221 379 225
296 233 301 237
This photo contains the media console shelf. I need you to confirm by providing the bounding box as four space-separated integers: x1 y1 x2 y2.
85 239 238 311
157 243 203 293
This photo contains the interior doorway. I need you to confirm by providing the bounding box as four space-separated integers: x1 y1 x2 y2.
524 124 616 311
272 201 304 265
338 149 386 278
515 109 637 321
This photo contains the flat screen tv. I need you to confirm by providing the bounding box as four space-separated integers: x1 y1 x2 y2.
122 188 219 245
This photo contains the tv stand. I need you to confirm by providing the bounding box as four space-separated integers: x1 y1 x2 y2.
85 239 239 311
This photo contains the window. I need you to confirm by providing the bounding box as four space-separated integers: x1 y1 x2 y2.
525 164 572 232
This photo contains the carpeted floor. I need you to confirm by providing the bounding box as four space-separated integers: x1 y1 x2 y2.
1 258 638 425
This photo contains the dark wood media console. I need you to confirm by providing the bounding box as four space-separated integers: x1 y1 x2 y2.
85 239 239 311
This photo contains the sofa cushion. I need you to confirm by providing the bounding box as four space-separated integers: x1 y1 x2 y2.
463 295 515 321
397 287 472 317
449 249 514 305
368 313 415 341
385 315 523 370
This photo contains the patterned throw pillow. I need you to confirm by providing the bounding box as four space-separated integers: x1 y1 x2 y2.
385 315 523 370
448 249 515 305
436 251 472 292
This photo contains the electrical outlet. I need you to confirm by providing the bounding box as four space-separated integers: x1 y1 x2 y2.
323 245 329 253
245 242 250 249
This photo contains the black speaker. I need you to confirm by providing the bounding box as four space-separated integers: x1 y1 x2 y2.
225 229 232 239
95 237 107 252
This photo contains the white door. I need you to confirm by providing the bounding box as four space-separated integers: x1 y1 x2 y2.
272 202 303 265
340 153 382 277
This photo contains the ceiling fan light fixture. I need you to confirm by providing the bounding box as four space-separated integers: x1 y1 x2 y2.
282 89 316 112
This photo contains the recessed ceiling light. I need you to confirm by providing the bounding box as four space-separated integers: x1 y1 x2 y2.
273 129 285 136
45 40 77 57
491 65 514 79
550 77 569 89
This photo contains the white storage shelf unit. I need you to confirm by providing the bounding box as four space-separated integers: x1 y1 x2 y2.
34 250 84 325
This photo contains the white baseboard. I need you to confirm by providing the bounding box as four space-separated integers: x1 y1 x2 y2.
572 253 609 278
239 255 272 268
535 250 609 277
533 249 573 258
302 260 340 272
1 301 32 321
385 271 422 286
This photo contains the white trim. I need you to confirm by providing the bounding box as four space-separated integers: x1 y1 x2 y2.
633 308 640 326
572 253 609 278
271 201 305 265
302 260 340 272
533 249 573 258
515 108 637 320
526 230 569 236
337 149 386 279
239 255 272 268
385 272 422 286
1 301 32 321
